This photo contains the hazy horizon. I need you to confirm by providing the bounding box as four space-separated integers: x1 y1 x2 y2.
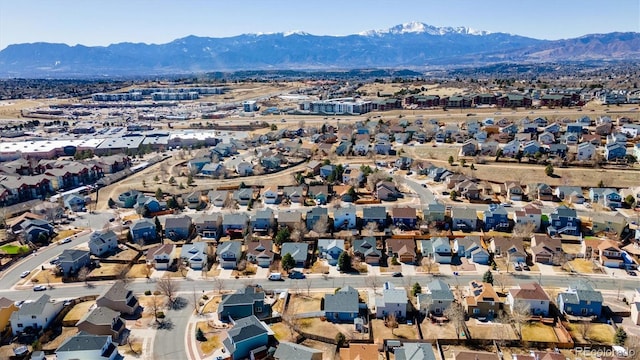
1 0 639 50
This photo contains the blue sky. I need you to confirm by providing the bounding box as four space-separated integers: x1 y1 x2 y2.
1 0 638 49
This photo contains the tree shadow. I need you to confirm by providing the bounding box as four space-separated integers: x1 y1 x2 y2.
155 319 174 330
170 296 188 310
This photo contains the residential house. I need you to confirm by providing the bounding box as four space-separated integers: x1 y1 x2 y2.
376 181 402 201
557 282 603 317
589 188 622 209
17 219 54 244
235 161 253 176
63 194 85 212
222 213 249 237
386 238 417 263
278 211 303 230
454 236 489 265
531 235 562 264
57 249 91 276
460 139 478 156
274 342 323 360
188 157 211 174
339 344 379 360
505 181 525 201
317 239 345 266
514 204 542 231
200 162 224 177
480 140 499 156
451 207 478 231
76 307 126 342
233 188 254 206
605 142 626 161
192 214 221 240
324 286 360 323
502 140 520 157
522 140 541 156
483 204 510 231
527 183 553 202
251 208 275 233
549 143 568 158
342 167 363 185
207 190 229 207
362 206 387 230
246 240 274 268
454 351 500 360
418 279 454 316
96 280 140 315
182 191 202 210
319 164 335 179
394 343 437 360
630 289 640 325
547 206 581 236
352 237 381 265
333 205 357 230
597 240 625 268
129 218 158 244
222 315 271 360
306 207 329 232
180 242 209 270
10 294 64 336
465 281 502 318
489 237 527 263
218 286 269 321
281 242 309 267
164 215 192 241
538 132 555 145
554 186 584 204
591 212 627 238
507 283 550 316
0 297 18 333
424 202 446 222
431 237 453 264
374 141 392 155
217 241 243 269
88 230 118 257
55 332 119 360
375 282 408 319
305 160 322 176
261 186 279 204
391 207 417 230
146 244 176 270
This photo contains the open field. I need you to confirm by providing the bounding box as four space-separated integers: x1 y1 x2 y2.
521 322 559 342
371 319 418 344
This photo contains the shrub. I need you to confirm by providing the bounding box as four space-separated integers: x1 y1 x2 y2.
144 290 152 296
153 290 161 296
157 311 165 319
202 295 209 300
196 327 207 342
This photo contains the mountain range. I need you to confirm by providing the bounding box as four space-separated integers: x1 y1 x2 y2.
0 22 638 78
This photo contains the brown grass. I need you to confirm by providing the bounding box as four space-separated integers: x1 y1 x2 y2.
371 319 419 343
567 322 614 344
420 320 458 340
288 294 323 314
63 301 96 324
53 229 81 242
41 327 79 351
196 321 223 356
310 260 329 274
89 263 126 278
521 322 559 342
466 320 518 341
27 269 63 285
127 263 154 278
202 296 223 314
568 259 598 274
271 322 296 341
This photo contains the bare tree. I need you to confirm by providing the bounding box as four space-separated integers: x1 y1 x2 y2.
291 221 308 242
494 272 512 293
421 256 436 274
222 193 239 211
579 320 592 341
190 287 202 315
115 264 131 285
126 334 140 355
367 171 389 192
512 222 536 240
444 302 466 340
178 262 189 278
213 277 225 294
156 276 179 305
510 302 531 339
363 221 378 236
148 294 163 323
305 277 313 296
78 267 91 286
386 313 399 335
312 217 329 236
365 274 381 294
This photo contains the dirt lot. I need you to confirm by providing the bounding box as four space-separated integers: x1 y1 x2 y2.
568 259 599 274
466 319 518 341
371 319 419 344
288 293 323 314
297 317 366 341
521 322 558 342
420 319 459 340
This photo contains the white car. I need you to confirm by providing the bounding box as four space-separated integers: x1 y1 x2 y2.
20 271 30 278
59 238 72 245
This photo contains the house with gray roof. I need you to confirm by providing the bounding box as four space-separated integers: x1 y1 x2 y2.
451 207 478 231
222 213 249 237
207 190 229 207
217 241 243 269
274 342 322 360
129 218 158 245
317 239 345 266
89 230 118 257
76 306 126 343
251 208 275 233
557 282 603 317
324 286 360 323
278 210 303 230
306 207 329 231
280 242 309 267
10 294 64 336
222 315 271 360
376 282 408 319
192 214 221 240
432 237 452 264
418 279 454 316
57 249 91 276
395 343 437 360
352 237 381 265
180 242 209 270
96 280 140 315
362 206 387 230
55 331 119 360
218 286 269 321
233 188 254 206
424 202 446 222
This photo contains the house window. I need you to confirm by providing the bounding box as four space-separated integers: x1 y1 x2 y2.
17 324 23 328
31 315 36 319
256 307 262 313
473 308 480 314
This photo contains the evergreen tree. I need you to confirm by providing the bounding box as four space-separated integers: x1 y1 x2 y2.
338 251 351 272
274 227 290 245
155 217 162 236
482 270 494 285
281 253 295 272
412 282 422 297
614 327 627 346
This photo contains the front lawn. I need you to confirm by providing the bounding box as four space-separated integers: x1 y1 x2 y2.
0 243 30 255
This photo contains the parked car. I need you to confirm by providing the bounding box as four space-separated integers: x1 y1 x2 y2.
288 271 305 279
33 285 47 292
20 271 30 278
627 270 637 276
512 262 522 271
520 262 530 271
392 272 403 277
49 257 60 265
59 238 72 245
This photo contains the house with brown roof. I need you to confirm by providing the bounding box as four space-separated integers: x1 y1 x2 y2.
146 244 177 270
386 239 417 263
513 351 565 360
514 204 542 231
76 306 127 343
339 344 379 360
391 207 417 230
454 351 500 360
246 240 275 268
489 237 527 263
597 240 625 268
464 281 502 318
530 234 562 265
96 280 140 315
507 283 550 316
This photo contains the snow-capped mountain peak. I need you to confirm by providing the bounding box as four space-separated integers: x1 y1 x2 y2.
359 21 492 36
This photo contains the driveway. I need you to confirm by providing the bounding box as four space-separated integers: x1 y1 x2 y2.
367 265 381 276
401 263 416 276
255 266 270 279
217 266 234 279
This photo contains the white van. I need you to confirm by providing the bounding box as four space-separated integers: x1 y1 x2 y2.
268 273 282 281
